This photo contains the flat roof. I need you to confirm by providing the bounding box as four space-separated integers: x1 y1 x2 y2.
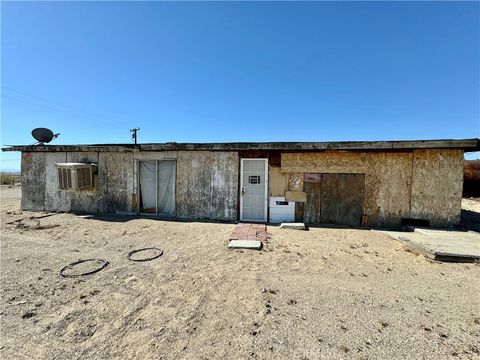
2 138 479 152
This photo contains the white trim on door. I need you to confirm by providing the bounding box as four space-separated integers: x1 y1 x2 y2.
239 158 268 222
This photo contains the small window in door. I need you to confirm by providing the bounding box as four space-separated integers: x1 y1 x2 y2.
249 175 260 184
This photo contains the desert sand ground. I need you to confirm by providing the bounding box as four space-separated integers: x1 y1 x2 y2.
1 186 479 359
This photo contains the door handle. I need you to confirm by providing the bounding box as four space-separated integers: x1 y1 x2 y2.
241 186 245 195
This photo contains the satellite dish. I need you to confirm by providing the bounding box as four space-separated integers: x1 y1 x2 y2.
31 128 59 144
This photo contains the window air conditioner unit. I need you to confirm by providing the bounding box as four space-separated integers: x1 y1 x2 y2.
55 163 96 190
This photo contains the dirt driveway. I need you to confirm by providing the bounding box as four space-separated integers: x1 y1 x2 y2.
1 187 479 359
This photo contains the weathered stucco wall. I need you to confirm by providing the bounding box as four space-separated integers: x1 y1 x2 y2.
176 151 238 221
44 152 71 212
66 152 100 213
21 152 47 211
134 151 177 161
19 148 464 225
25 151 133 214
411 149 463 226
97 152 134 213
282 150 462 227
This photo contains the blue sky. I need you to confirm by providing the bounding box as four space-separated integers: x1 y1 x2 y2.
1 1 479 170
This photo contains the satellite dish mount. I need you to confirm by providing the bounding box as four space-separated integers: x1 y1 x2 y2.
31 128 60 145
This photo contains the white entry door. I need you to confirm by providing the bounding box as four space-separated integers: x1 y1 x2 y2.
240 158 268 222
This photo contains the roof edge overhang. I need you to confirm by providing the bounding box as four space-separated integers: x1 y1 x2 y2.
2 138 479 153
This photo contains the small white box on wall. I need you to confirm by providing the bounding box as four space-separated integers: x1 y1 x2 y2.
269 196 295 223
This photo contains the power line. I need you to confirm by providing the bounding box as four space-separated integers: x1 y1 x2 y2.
1 87 131 127
2 86 83 111
2 93 131 128
2 94 86 119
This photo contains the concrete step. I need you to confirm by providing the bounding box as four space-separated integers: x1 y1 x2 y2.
280 222 305 230
228 240 262 250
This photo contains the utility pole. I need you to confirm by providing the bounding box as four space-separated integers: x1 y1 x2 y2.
130 128 140 145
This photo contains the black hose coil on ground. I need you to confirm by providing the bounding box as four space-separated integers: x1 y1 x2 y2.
60 259 109 277
127 247 164 262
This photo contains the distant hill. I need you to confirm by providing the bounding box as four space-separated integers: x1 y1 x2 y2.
0 169 20 174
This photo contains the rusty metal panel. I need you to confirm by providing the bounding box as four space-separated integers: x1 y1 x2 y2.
320 174 365 226
304 173 321 183
464 160 480 181
464 160 480 197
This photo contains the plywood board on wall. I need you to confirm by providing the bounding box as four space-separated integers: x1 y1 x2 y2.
281 151 413 227
269 166 287 197
363 152 413 227
410 149 463 226
285 191 307 202
281 151 367 174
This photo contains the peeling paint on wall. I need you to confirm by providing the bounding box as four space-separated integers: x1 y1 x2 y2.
67 152 99 213
21 152 46 211
176 151 211 219
210 152 239 220
98 152 134 213
176 151 238 221
45 152 71 212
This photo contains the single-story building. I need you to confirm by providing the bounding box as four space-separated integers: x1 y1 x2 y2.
3 139 479 228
